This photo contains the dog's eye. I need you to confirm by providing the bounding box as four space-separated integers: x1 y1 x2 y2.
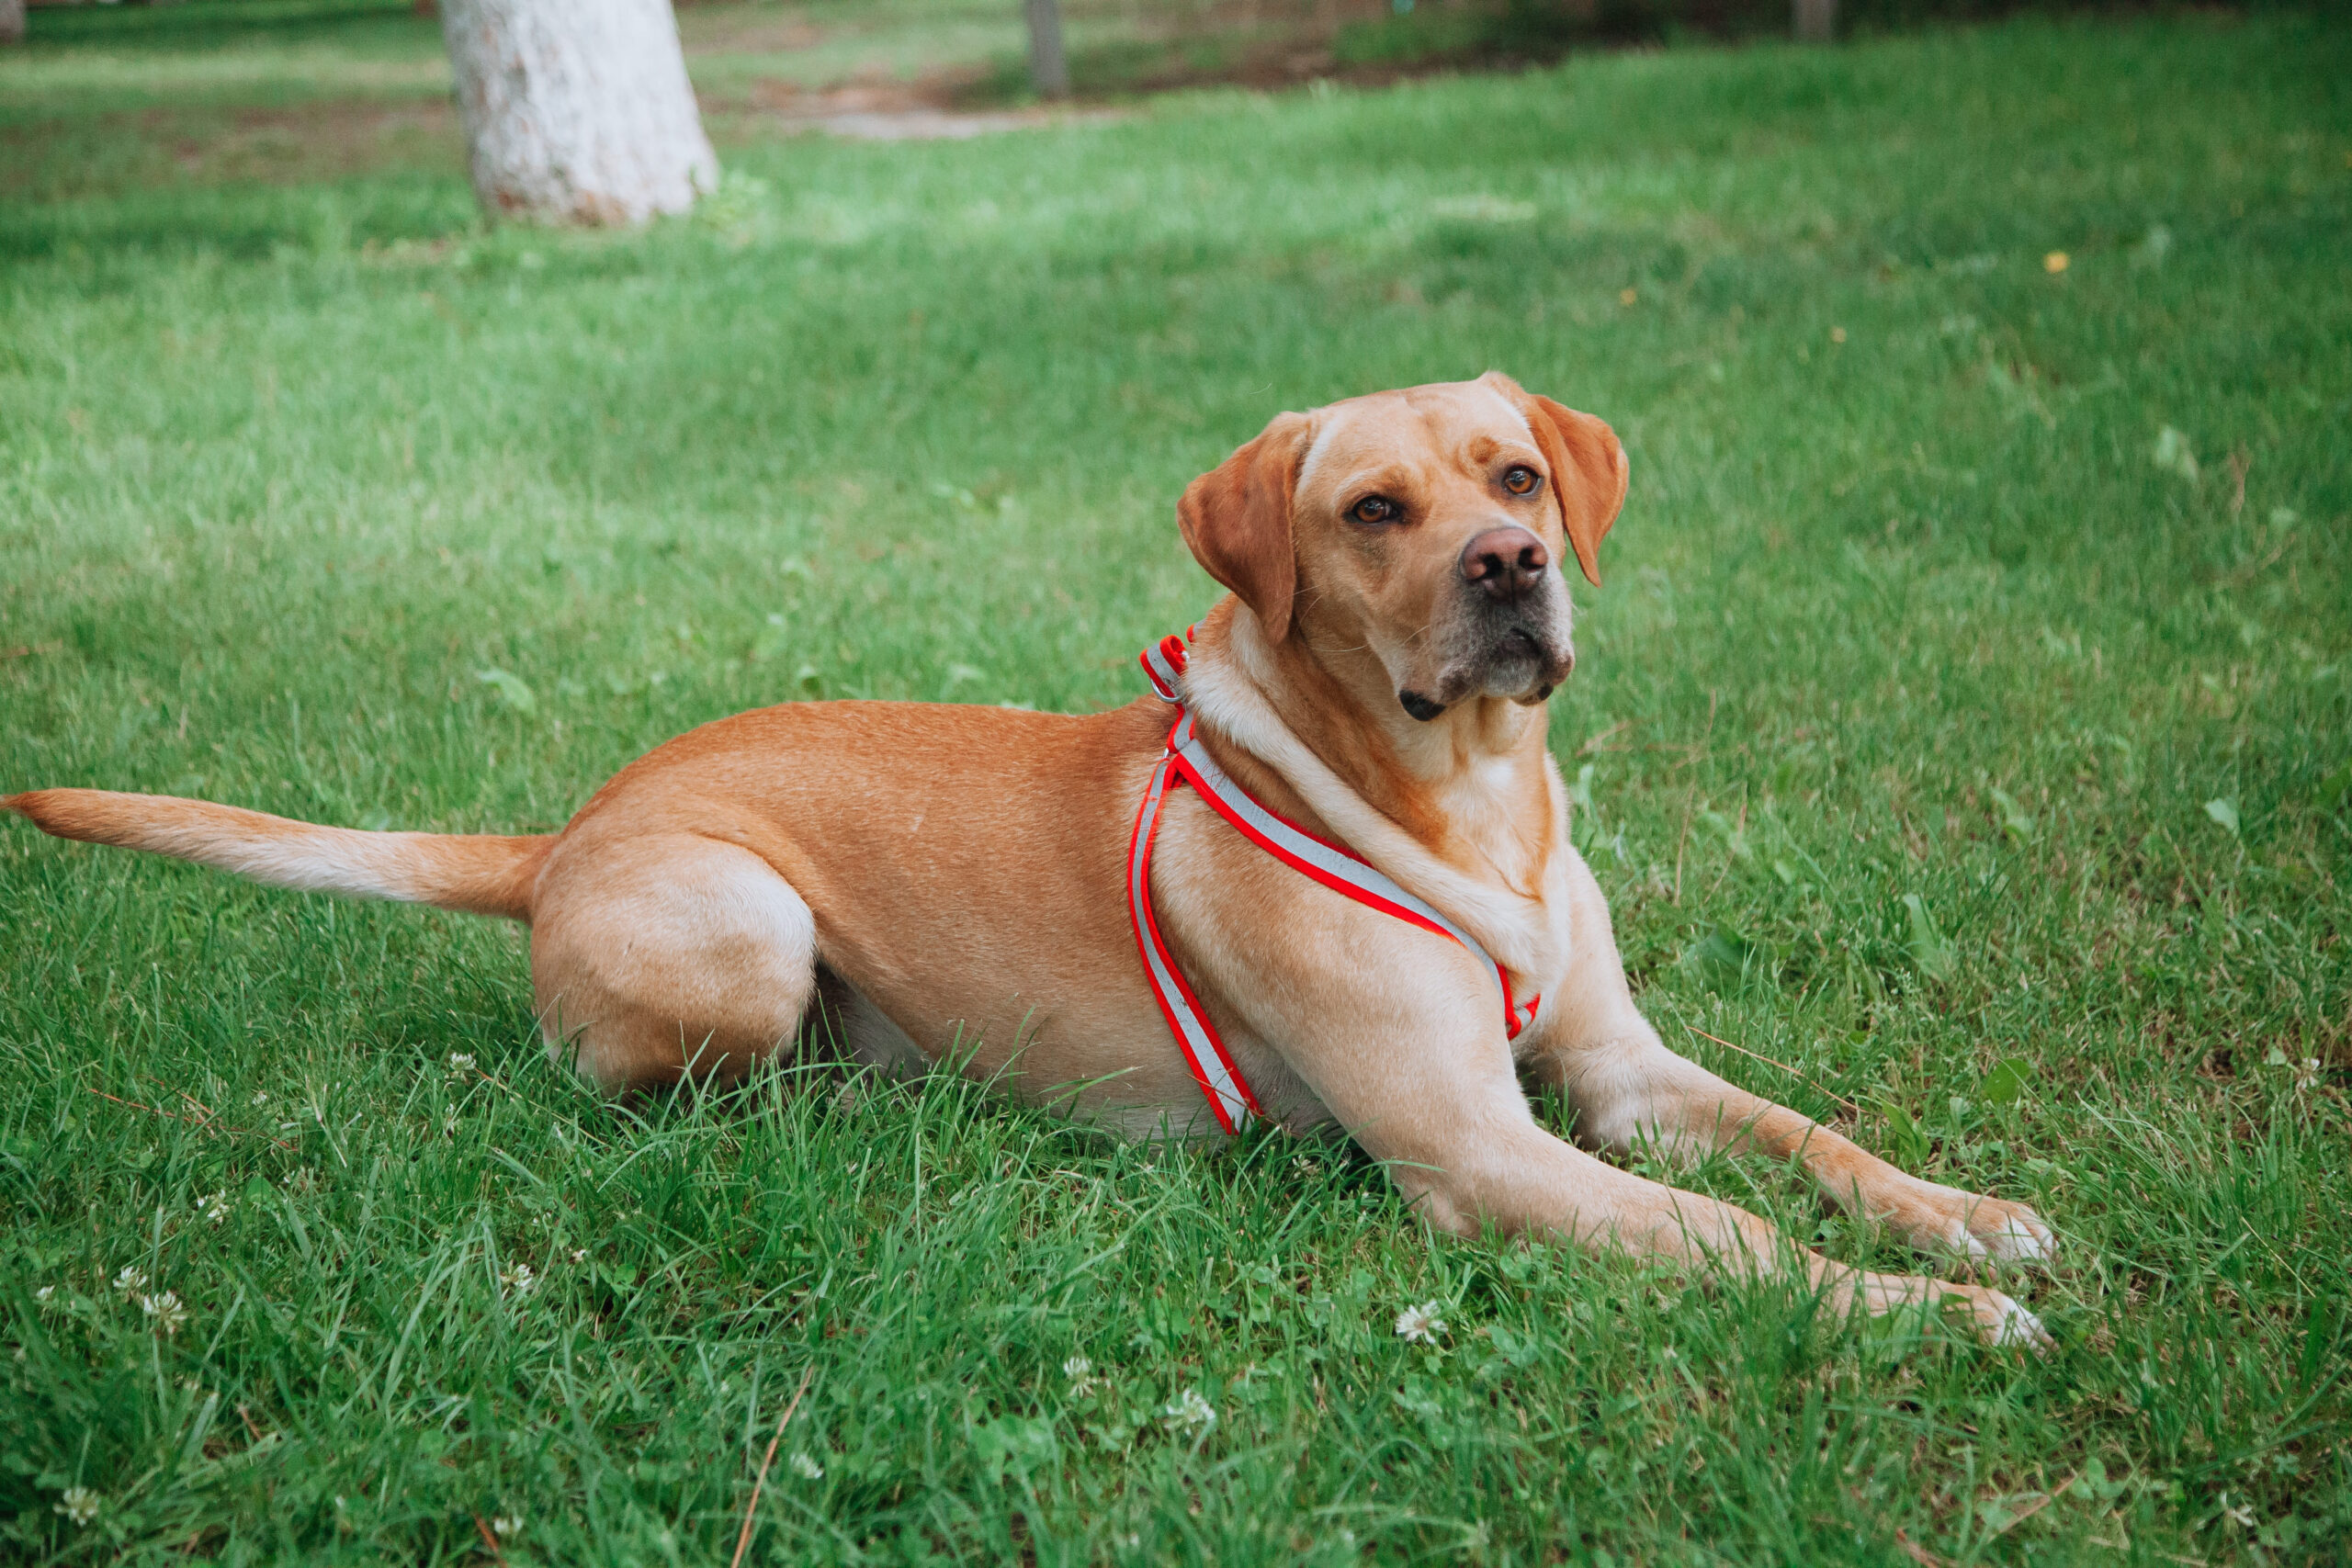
1502 466 1541 496
1350 495 1400 525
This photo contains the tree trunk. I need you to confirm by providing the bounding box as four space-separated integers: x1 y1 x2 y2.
1793 0 1835 43
1024 0 1069 100
1 0 26 50
438 0 718 227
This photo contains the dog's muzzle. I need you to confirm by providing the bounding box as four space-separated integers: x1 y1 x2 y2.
1397 530 1577 718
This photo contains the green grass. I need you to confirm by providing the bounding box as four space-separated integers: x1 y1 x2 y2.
5 5 2351 1563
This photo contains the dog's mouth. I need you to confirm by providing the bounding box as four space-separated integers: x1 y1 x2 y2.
1397 622 1574 721
1493 626 1544 666
1398 690 1446 721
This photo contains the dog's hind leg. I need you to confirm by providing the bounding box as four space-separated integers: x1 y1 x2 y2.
808 966 931 1079
527 832 818 1092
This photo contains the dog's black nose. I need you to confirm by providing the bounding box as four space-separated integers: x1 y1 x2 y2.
1459 526 1549 603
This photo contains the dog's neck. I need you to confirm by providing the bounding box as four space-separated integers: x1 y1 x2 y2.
1182 600 1571 981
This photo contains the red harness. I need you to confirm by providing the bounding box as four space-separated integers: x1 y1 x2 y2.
1126 632 1542 1134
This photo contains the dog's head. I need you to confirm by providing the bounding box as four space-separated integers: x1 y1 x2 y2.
1178 373 1628 721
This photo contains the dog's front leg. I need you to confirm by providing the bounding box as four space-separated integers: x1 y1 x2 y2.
1242 934 2046 1348
1548 1029 2057 1266
1415 1128 2045 1346
1528 857 2055 1267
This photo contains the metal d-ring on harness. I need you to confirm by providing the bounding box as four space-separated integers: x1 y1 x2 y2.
1125 631 1543 1134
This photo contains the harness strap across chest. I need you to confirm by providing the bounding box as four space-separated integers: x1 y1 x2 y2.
1126 633 1542 1134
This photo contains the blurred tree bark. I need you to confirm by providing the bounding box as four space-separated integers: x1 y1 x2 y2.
1 0 24 49
1024 0 1069 99
1794 0 1835 42
438 0 718 225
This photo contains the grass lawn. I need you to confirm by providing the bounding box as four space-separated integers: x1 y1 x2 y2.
5 4 2350 1562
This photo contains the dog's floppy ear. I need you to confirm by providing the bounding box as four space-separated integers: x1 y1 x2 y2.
1177 412 1312 642
1486 372 1630 588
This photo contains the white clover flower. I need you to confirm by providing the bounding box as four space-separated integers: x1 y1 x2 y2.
492 1514 524 1536
35 1285 54 1305
1161 1387 1216 1434
2296 1057 2321 1090
501 1264 537 1298
1394 1302 1447 1344
443 1106 460 1136
1061 1355 1101 1395
197 1190 232 1226
251 1090 270 1106
789 1450 824 1480
112 1265 147 1295
141 1291 187 1337
448 1053 477 1082
569 1247 588 1264
54 1485 103 1525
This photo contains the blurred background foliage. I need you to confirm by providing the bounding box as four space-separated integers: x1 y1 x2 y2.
9 0 2313 107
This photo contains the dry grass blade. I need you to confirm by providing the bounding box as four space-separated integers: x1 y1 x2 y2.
1992 1473 2073 1536
1683 1024 1860 1115
730 1366 815 1568
85 1084 296 1149
1894 1528 1951 1568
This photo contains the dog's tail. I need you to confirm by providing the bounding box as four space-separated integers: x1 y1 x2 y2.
3 789 549 921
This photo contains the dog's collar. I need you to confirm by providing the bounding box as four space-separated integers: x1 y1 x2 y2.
1127 631 1541 1134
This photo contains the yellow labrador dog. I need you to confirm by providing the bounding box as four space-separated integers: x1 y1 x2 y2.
6 372 2053 1344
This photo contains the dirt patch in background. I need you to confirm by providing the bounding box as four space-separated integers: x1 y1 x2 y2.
679 14 831 56
3 98 463 202
729 76 1124 141
4 0 1539 202
8 76 1114 204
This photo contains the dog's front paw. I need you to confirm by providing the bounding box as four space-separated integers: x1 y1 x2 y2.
1948 1282 2052 1351
1963 1196 2057 1264
1882 1180 2057 1267
1849 1270 2051 1352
